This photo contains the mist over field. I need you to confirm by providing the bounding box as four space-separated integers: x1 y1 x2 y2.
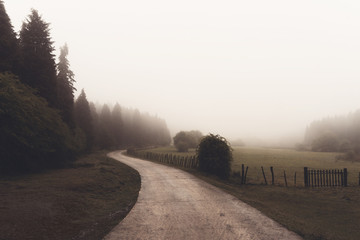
3 2 360 239
4 0 360 144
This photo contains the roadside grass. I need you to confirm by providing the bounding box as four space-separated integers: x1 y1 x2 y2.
232 147 360 186
0 152 140 240
140 146 360 240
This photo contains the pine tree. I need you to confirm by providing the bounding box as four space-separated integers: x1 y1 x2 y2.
112 103 124 148
74 89 93 151
19 9 57 107
0 0 19 73
57 43 76 126
98 104 115 149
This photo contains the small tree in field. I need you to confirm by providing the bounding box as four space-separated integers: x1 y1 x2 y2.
173 130 203 152
196 134 232 179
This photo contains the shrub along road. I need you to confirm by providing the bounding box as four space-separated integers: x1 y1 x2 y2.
105 151 302 240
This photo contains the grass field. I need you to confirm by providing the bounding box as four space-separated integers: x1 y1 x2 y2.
139 146 360 240
232 147 360 186
0 152 141 240
142 146 360 186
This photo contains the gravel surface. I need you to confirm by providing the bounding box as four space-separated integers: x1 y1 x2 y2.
104 151 302 240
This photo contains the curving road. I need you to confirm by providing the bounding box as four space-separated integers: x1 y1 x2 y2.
104 151 302 240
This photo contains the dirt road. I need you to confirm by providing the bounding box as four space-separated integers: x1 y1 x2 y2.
104 151 302 240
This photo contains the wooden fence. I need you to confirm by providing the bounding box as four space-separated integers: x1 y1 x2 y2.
127 149 198 169
304 167 347 187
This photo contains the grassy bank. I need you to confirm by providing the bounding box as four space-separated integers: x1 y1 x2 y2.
0 152 141 240
138 146 360 240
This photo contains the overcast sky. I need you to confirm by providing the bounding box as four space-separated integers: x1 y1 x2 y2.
5 0 360 141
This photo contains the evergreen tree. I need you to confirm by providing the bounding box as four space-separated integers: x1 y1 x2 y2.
0 73 77 173
0 0 19 73
74 89 93 151
19 9 57 107
131 109 144 147
98 104 115 149
89 102 101 149
112 103 124 148
57 43 76 126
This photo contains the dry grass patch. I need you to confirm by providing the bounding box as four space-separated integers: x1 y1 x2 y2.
0 152 140 240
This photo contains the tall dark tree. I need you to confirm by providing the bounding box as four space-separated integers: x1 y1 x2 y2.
98 104 115 149
57 43 76 126
131 109 144 147
112 103 124 148
74 89 93 151
19 9 57 107
0 0 19 73
89 102 101 149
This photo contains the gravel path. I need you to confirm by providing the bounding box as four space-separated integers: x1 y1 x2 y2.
104 151 302 240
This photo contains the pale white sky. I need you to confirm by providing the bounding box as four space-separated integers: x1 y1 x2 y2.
5 0 360 141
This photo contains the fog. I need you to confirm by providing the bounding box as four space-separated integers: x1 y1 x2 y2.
6 0 360 143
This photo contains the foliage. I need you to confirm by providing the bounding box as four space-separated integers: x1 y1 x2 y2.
111 103 124 148
304 111 360 159
0 2 172 172
196 134 232 179
91 105 171 149
173 130 203 152
74 89 93 152
0 0 19 73
19 9 58 107
98 104 115 149
0 73 80 172
56 43 76 126
311 132 339 152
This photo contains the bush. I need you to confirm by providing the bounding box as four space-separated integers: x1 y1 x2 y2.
311 132 339 152
173 130 203 152
0 73 81 173
196 134 232 179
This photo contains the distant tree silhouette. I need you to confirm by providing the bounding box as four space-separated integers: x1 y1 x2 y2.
173 130 203 152
89 102 101 149
131 109 144 147
112 103 124 148
19 9 58 107
74 89 93 151
56 43 76 126
98 104 115 149
0 0 19 73
304 111 360 160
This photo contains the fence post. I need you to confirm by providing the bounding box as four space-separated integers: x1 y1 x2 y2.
270 166 274 185
284 170 288 187
326 170 328 187
244 166 249 184
320 170 323 187
294 172 297 186
304 167 308 187
261 166 268 185
241 164 245 184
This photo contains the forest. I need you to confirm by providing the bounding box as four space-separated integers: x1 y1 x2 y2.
0 1 171 173
304 111 360 160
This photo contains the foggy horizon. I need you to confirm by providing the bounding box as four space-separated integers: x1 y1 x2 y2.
5 0 360 142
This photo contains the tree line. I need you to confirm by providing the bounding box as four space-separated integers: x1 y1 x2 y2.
304 110 360 160
0 1 171 173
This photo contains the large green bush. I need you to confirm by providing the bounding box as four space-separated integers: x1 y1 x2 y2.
196 134 232 179
0 73 83 173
